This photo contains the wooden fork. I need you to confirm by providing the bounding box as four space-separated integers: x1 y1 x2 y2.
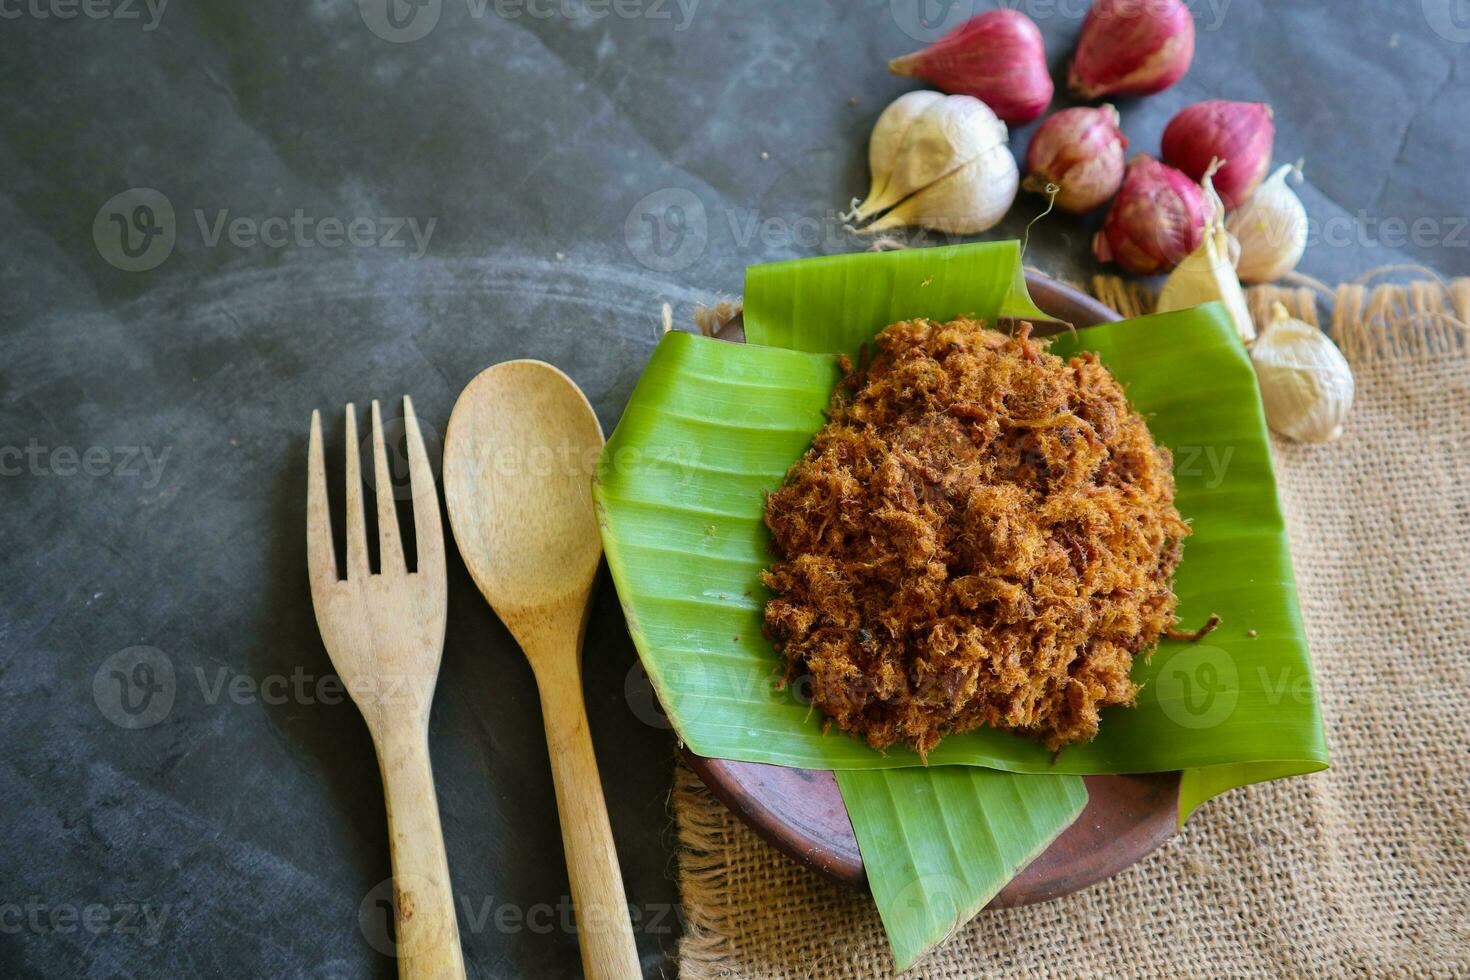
307 398 466 980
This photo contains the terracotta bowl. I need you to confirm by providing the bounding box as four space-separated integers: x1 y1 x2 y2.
684 270 1181 904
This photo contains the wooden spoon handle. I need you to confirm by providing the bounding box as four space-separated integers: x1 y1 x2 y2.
536 663 642 980
375 722 468 980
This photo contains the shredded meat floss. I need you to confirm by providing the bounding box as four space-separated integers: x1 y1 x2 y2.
761 317 1191 756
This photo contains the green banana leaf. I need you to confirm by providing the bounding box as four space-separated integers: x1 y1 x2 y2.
593 241 1327 968
596 243 1326 814
743 241 1047 360
838 766 1086 971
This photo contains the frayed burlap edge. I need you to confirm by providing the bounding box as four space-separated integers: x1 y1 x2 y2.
1091 270 1470 365
671 765 747 978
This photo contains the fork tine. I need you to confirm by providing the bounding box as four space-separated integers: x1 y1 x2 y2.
343 403 370 580
370 400 406 574
306 410 338 588
402 395 444 573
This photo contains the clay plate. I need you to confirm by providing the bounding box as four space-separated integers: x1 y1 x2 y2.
682 270 1181 902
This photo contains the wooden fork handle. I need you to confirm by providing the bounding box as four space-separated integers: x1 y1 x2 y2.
535 663 642 980
374 721 468 980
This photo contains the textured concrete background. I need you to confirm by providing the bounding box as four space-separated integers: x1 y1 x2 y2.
2 1 1467 977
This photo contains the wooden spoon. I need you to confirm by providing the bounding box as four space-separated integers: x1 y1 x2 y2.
442 360 640 980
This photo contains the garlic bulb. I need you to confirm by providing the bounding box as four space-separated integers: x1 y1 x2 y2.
1227 164 1308 283
852 93 1015 232
1155 173 1255 343
864 144 1019 235
856 90 944 220
1251 303 1353 443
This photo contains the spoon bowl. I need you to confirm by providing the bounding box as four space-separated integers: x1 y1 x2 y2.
443 360 602 617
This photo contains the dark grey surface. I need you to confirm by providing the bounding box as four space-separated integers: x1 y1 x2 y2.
2 2 1466 977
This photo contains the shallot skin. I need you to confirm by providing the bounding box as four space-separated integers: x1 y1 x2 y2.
888 9 1053 126
1162 100 1275 210
1069 0 1196 100
1093 155 1210 275
1024 105 1128 214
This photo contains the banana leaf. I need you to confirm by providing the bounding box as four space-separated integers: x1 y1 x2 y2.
838 766 1087 971
596 243 1326 814
593 241 1327 967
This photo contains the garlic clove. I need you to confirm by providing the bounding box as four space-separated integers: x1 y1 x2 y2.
1227 164 1308 283
1023 104 1127 214
1157 167 1254 343
888 9 1053 126
1069 0 1195 100
862 142 1019 235
1161 101 1275 210
871 95 1010 219
856 90 945 220
1250 303 1353 443
1157 220 1255 345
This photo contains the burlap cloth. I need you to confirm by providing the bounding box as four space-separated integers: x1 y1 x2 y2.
672 275 1470 978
